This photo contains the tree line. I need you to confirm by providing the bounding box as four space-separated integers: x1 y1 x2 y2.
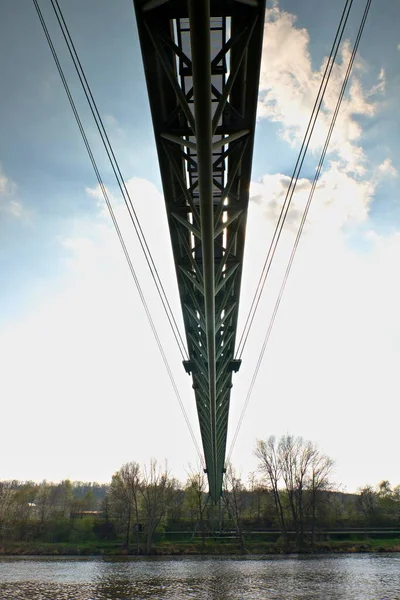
1 435 399 552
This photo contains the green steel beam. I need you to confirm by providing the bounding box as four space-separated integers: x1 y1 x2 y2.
188 0 219 500
133 0 266 502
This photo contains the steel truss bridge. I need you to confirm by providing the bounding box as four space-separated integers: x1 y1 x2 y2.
133 0 265 502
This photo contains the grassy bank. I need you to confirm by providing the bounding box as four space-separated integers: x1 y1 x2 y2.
1 539 400 556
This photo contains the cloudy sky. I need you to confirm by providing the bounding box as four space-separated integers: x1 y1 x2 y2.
0 0 399 492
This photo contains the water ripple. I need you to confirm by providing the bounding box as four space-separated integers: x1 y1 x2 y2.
0 555 399 600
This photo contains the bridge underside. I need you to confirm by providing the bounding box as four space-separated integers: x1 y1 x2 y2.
133 0 265 501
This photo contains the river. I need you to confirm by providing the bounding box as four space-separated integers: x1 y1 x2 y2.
0 554 399 599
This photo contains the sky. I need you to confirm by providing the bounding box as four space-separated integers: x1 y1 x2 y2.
0 0 399 493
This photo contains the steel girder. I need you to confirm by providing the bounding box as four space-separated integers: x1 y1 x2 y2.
133 0 265 501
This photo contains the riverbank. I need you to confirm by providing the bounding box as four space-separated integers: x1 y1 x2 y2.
1 539 400 556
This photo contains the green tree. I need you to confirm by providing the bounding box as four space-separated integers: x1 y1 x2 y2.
12 482 37 540
109 462 142 551
35 481 56 530
0 481 18 540
184 468 208 542
247 472 267 523
357 485 377 525
376 480 399 524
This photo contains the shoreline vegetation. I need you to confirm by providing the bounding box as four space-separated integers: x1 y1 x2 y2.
1 538 400 557
2 436 400 557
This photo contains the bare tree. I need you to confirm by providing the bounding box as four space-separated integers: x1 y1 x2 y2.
255 437 287 539
168 480 185 524
184 467 208 544
307 452 334 544
140 459 174 553
35 481 56 529
278 435 299 540
278 435 318 546
256 435 334 547
0 481 18 540
109 462 142 551
223 463 246 551
247 472 266 522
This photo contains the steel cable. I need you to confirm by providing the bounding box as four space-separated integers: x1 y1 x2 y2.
32 0 203 464
50 0 188 361
228 0 372 461
235 0 354 360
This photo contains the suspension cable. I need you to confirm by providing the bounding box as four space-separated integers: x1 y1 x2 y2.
32 0 203 464
228 0 372 461
235 0 354 360
49 0 188 361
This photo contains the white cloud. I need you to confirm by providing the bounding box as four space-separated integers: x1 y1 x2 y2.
378 158 398 178
103 114 118 127
0 2 396 490
0 176 199 483
1 167 399 490
103 113 125 142
0 169 24 218
1 198 24 218
85 184 104 201
368 68 386 96
250 162 375 237
0 171 15 196
231 173 400 491
228 2 399 491
258 3 384 174
85 177 159 219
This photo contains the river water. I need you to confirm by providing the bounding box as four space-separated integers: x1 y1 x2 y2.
0 554 399 599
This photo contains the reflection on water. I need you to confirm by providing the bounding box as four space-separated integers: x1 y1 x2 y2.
0 554 399 599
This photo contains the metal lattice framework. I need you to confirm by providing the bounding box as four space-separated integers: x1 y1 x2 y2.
133 0 265 501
